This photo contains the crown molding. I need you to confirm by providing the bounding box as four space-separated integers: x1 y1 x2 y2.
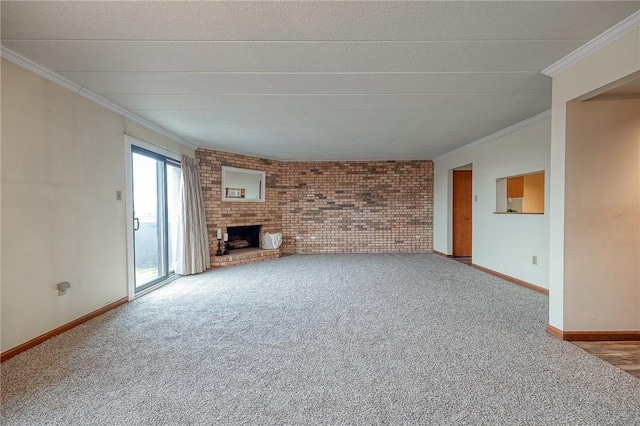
434 109 551 162
0 45 198 150
542 10 640 77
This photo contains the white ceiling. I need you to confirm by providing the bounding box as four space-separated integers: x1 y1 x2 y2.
2 1 638 160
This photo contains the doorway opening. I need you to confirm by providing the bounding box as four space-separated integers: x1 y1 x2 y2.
131 147 182 292
125 135 183 298
452 166 472 258
131 146 182 293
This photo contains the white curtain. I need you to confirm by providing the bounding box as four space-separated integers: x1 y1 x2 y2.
180 155 211 275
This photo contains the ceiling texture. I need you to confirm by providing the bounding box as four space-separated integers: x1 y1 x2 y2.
1 1 639 160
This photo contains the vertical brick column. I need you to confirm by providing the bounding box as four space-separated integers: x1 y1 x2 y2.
196 148 283 264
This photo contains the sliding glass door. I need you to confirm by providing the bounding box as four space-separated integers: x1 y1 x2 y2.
132 147 181 292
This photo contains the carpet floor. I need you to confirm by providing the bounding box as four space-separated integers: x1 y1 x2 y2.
2 254 639 425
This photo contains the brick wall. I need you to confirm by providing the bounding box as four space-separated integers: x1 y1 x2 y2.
279 161 433 253
197 148 433 259
197 148 282 259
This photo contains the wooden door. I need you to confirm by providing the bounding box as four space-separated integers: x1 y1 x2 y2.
452 170 472 257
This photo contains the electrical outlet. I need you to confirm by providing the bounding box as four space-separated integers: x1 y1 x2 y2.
532 256 538 265
474 195 478 202
57 281 71 296
116 191 122 201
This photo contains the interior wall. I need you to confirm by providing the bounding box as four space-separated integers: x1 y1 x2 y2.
279 161 433 254
197 149 434 256
433 118 551 289
564 98 640 330
548 27 640 330
0 59 194 353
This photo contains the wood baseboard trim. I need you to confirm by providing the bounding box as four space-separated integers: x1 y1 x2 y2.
546 324 565 339
1 297 128 362
471 263 549 296
546 325 640 341
432 250 452 258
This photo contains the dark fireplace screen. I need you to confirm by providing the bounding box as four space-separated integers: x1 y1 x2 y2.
227 225 261 250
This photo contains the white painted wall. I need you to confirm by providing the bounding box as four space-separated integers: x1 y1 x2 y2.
434 118 551 289
547 27 640 330
0 59 194 352
564 98 639 331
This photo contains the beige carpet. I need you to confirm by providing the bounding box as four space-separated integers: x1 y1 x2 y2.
2 254 639 424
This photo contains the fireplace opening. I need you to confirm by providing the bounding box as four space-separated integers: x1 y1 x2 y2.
227 225 261 251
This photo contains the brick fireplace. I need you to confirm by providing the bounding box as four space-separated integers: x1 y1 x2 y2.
196 147 434 269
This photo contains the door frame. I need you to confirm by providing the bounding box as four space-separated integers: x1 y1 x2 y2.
124 134 181 300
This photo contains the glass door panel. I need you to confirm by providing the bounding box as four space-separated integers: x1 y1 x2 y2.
132 148 179 292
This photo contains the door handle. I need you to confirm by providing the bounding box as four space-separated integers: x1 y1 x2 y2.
133 217 140 231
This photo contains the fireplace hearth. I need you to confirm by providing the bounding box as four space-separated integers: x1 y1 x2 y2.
226 225 261 251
